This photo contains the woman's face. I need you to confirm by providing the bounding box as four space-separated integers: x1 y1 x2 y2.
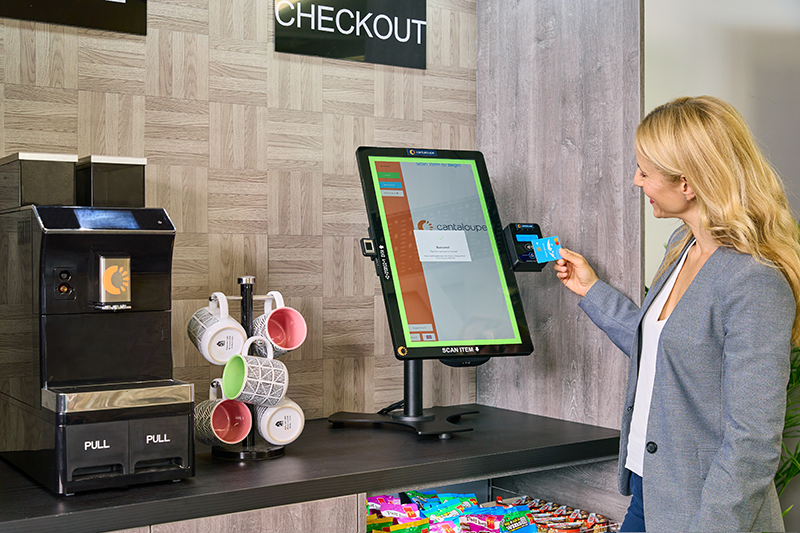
634 149 691 220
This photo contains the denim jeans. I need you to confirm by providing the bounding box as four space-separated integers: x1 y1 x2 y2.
620 472 645 532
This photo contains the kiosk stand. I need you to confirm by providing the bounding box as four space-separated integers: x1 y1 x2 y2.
328 359 478 439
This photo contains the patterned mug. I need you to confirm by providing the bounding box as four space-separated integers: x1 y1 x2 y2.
221 336 288 407
194 382 252 446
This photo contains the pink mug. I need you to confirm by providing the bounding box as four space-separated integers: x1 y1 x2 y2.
252 291 307 357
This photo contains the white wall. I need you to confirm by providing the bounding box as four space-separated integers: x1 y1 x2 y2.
644 0 800 524
644 0 800 280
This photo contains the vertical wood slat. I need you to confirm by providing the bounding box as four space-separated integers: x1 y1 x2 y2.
475 0 642 430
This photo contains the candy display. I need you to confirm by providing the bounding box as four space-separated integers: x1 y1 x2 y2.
366 491 619 533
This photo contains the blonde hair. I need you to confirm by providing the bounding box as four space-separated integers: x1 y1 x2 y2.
636 96 800 343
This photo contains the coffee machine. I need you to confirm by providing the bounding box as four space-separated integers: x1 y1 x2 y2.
0 156 193 494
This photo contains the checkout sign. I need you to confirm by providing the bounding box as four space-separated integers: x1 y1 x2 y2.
274 0 427 69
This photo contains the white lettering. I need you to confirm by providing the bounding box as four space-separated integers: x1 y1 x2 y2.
84 440 111 450
275 0 295 27
317 5 334 33
411 19 427 45
297 2 315 30
394 16 411 43
355 11 373 38
373 14 392 40
275 5 426 48
335 8 354 34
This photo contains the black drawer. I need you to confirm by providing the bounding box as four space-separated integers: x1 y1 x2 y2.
65 420 128 482
129 416 191 473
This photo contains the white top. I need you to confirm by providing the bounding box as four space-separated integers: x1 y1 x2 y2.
625 242 693 476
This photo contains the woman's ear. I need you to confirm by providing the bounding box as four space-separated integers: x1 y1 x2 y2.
680 175 696 202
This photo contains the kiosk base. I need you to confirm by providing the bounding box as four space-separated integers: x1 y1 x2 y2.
328 406 478 439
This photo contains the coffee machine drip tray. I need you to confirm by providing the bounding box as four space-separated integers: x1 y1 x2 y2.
42 380 193 414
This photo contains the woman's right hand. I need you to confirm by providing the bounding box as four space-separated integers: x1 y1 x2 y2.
553 247 599 297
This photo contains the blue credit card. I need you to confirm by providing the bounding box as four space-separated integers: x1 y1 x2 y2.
532 236 561 263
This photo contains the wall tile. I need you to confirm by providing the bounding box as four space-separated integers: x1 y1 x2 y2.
78 90 145 156
3 84 78 153
145 96 209 166
148 0 210 35
146 29 209 101
78 30 145 94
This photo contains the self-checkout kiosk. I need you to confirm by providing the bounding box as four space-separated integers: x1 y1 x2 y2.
329 147 549 438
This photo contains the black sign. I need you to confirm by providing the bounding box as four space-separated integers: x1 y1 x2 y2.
275 0 426 70
0 0 147 36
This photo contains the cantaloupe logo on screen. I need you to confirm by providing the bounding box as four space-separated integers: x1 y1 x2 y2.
103 265 130 295
417 220 433 230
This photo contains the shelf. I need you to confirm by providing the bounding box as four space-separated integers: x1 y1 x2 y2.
0 404 619 533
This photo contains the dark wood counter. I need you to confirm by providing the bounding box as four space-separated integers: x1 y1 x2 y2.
0 404 619 533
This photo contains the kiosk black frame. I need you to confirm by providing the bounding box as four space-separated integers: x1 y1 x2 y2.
328 147 533 438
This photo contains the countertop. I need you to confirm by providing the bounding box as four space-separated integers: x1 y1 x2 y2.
0 404 620 533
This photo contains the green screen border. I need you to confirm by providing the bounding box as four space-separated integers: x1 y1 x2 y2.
368 156 522 347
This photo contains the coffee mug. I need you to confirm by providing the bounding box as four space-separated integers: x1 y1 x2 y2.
222 336 288 407
187 292 247 365
256 397 305 446
194 383 252 446
252 291 307 358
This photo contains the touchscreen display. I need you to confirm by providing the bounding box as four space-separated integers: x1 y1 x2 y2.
367 155 523 349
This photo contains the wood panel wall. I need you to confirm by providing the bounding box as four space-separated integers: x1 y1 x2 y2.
0 0 478 418
476 0 643 430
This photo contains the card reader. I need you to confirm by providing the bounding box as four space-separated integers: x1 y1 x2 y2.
504 223 546 272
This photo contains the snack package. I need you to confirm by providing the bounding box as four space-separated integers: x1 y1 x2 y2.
380 503 422 520
552 505 575 517
369 495 402 512
537 502 559 513
463 523 497 532
584 513 610 533
532 515 569 532
548 522 585 533
501 496 534 508
405 490 442 509
389 518 430 533
429 521 460 533
423 498 477 523
438 493 479 506
367 515 394 533
459 513 503 531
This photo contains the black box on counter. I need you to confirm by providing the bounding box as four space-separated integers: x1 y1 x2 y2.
0 152 77 210
76 155 146 208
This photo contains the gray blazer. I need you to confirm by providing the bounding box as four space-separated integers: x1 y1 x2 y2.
579 229 792 532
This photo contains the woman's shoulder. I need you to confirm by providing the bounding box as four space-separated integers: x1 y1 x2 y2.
713 246 791 294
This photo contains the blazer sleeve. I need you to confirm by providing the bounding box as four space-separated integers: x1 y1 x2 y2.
578 280 641 358
694 262 793 530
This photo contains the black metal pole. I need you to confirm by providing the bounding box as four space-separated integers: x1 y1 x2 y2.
403 359 423 418
239 276 256 449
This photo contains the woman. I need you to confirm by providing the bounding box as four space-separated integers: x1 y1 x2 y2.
554 96 800 532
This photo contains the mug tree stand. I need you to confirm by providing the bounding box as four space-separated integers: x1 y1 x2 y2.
211 276 284 461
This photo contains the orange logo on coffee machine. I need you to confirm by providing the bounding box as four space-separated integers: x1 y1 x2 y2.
98 256 131 303
103 265 130 295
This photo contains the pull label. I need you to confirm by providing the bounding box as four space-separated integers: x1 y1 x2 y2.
84 440 111 450
146 434 171 444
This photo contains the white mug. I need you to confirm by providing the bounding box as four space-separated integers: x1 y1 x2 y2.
256 397 304 446
187 292 247 365
252 291 307 358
